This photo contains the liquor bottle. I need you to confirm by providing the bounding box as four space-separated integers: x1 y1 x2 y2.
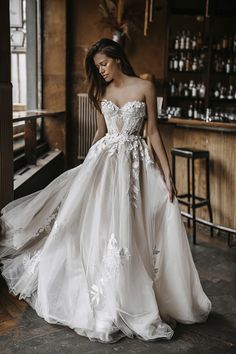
174 33 180 50
219 86 225 99
226 59 231 74
183 83 189 97
193 101 198 119
206 108 211 122
173 56 178 70
192 35 197 50
214 83 220 98
197 32 203 50
227 85 234 100
192 57 198 71
220 59 225 72
188 104 193 118
189 80 194 90
169 56 173 70
178 81 183 96
180 30 185 50
179 53 184 71
199 53 205 71
192 83 197 97
222 34 228 50
199 82 206 98
198 101 203 119
186 30 190 50
185 53 191 71
170 78 176 96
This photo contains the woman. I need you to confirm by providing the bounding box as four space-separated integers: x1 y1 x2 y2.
0 38 211 343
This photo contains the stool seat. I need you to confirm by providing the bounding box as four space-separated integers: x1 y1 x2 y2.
172 147 209 159
171 147 213 244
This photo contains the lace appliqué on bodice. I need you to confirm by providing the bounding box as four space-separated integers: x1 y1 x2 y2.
101 100 146 135
87 100 155 208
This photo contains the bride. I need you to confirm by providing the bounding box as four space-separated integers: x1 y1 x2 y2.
0 38 211 343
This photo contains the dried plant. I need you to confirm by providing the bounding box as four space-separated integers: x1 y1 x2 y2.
98 0 143 39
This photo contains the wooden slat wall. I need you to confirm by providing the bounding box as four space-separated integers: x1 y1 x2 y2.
0 1 13 209
159 124 236 229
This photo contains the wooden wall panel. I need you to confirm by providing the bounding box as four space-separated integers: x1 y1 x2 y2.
159 124 236 229
42 0 66 155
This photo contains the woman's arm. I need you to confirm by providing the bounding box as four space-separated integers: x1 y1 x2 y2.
91 110 107 146
145 81 176 202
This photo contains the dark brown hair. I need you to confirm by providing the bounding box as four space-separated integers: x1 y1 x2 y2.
85 38 137 111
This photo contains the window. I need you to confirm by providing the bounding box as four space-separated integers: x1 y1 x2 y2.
10 0 45 170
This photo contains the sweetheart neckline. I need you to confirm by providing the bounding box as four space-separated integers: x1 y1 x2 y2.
101 99 146 110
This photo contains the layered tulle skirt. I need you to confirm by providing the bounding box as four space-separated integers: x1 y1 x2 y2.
0 133 211 342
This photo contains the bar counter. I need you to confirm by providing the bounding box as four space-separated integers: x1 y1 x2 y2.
158 117 236 132
157 117 236 230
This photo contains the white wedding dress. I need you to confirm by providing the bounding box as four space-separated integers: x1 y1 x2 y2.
0 99 211 343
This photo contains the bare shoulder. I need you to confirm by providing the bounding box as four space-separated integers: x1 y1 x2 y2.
129 77 155 97
130 76 152 87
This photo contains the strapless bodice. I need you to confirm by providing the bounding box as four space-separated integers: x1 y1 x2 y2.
100 100 146 136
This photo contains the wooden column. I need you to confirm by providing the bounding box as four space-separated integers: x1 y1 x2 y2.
0 0 13 209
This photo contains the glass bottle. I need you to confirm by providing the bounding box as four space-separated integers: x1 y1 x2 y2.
198 101 203 119
183 83 189 97
214 83 220 98
228 85 233 100
219 86 225 99
178 81 183 96
179 53 184 71
186 30 190 50
192 83 197 97
180 30 185 50
199 82 206 98
226 59 231 74
170 78 176 96
197 31 203 50
193 101 198 119
222 34 228 49
188 104 193 118
185 53 191 71
174 33 180 50
192 57 198 71
174 56 178 70
192 35 197 50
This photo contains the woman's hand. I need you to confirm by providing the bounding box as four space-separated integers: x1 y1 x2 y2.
165 175 177 203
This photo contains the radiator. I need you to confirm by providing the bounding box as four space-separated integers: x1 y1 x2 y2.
77 93 98 159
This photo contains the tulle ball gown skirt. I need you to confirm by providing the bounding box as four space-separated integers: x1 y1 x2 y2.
0 100 211 343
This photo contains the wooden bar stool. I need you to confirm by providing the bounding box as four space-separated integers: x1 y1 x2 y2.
171 147 213 244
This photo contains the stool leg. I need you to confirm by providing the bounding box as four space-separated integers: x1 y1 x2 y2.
192 158 196 244
206 156 213 237
187 158 191 227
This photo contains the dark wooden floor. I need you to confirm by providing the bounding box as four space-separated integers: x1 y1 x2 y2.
0 226 235 354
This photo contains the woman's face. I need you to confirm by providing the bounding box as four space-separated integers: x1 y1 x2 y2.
93 52 120 82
